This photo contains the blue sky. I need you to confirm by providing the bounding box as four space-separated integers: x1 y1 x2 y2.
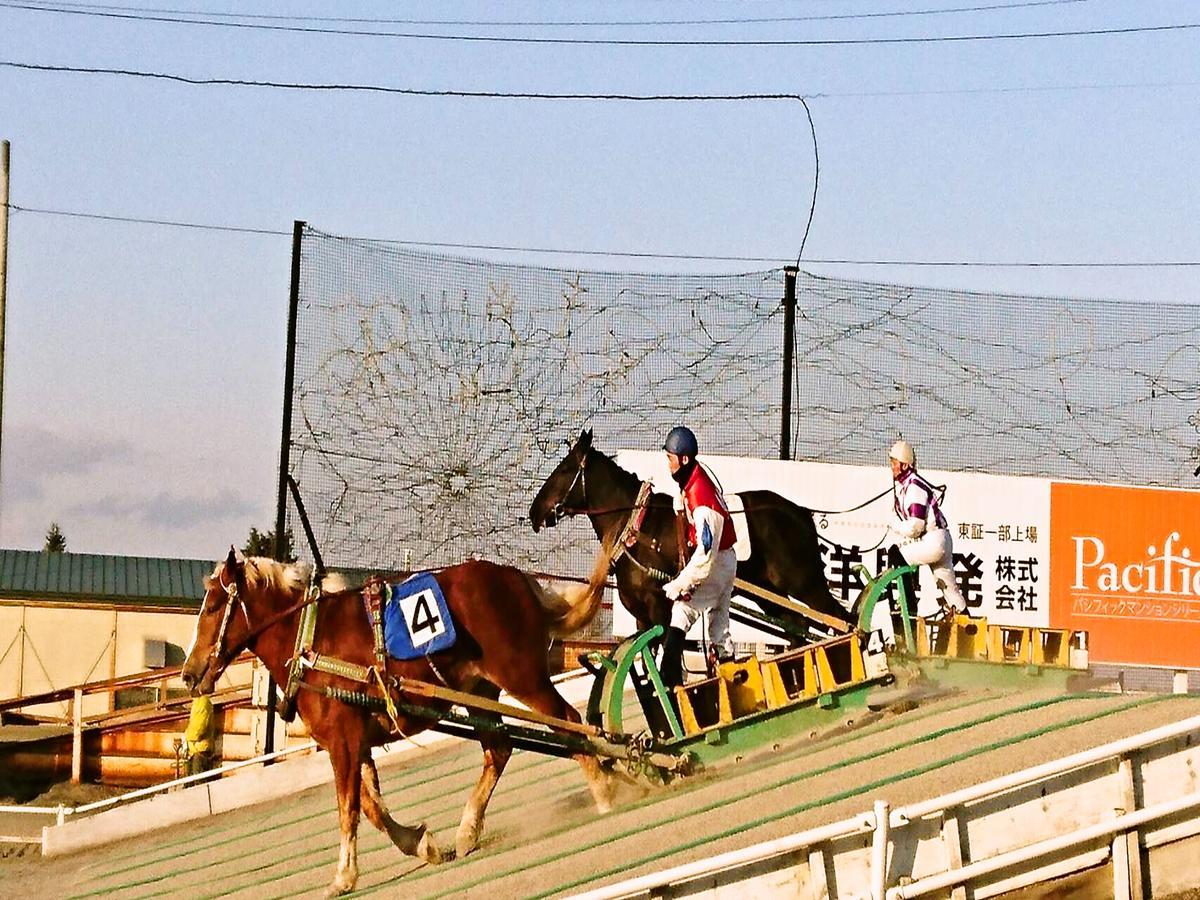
0 0 1196 559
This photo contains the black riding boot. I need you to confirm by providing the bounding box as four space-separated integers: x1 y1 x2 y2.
658 626 687 692
887 545 919 648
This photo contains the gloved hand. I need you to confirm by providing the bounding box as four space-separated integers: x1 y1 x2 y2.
663 577 688 601
890 518 925 540
672 493 685 513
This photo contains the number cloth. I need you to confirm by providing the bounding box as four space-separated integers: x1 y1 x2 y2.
382 572 458 660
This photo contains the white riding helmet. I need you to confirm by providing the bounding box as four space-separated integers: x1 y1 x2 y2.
889 439 915 467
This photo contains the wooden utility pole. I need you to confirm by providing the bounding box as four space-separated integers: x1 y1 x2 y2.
0 140 9 519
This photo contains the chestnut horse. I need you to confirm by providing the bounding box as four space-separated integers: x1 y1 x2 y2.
529 429 853 639
181 542 614 896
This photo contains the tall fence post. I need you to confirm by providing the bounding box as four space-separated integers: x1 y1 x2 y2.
266 219 306 755
0 139 9 516
70 687 83 784
780 265 798 460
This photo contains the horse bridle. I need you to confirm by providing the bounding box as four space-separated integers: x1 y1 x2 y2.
549 451 672 581
551 450 590 520
208 569 254 669
553 450 644 519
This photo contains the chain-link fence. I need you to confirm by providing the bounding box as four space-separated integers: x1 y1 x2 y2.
285 225 1199 599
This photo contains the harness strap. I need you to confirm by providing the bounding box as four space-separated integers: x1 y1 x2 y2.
280 576 402 728
280 584 321 719
617 481 653 549
361 577 403 726
306 653 372 683
362 577 390 671
610 481 672 581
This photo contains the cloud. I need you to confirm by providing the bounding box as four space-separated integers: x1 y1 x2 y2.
10 424 134 473
4 424 136 503
67 489 260 531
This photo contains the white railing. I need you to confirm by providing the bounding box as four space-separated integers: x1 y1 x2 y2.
0 740 319 846
573 711 1200 900
3 663 597 850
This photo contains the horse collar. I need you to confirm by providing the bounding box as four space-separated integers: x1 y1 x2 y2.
609 482 671 581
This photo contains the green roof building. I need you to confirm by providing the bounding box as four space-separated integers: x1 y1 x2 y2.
0 549 216 707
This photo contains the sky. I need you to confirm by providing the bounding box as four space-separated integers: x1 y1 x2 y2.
0 0 1196 560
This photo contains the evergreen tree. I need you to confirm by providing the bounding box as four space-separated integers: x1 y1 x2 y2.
43 522 67 553
243 525 297 562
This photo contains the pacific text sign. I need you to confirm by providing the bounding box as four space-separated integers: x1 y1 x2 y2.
1050 482 1200 667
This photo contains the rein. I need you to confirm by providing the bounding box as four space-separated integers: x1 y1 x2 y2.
556 453 673 581
551 453 646 518
209 574 331 670
806 486 894 518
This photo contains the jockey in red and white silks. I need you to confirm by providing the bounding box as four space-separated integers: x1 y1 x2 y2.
889 439 967 615
661 427 736 662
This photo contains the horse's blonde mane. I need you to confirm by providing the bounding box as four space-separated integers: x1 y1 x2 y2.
210 557 350 595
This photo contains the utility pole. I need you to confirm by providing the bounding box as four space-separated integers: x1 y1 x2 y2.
0 140 9 522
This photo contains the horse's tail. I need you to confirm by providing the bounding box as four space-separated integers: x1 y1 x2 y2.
527 532 617 638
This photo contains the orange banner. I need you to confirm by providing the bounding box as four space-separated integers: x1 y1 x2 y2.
1050 481 1200 667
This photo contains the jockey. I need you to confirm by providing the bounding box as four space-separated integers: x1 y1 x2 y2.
888 439 967 621
659 425 737 691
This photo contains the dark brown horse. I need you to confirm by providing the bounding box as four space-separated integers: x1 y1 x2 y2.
181 543 614 896
529 429 853 639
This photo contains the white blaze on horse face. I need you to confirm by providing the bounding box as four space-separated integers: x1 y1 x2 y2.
186 590 206 658
186 617 199 659
187 565 224 660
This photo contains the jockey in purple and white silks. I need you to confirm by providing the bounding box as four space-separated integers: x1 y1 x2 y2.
888 439 967 617
658 426 737 691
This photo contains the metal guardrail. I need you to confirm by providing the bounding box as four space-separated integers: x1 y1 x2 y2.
572 711 1200 900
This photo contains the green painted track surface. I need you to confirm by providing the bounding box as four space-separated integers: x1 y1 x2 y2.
7 688 1200 899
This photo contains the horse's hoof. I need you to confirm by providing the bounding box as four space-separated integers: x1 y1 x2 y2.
455 823 480 860
324 881 354 898
418 829 443 865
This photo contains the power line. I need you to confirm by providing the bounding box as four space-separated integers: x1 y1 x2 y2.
0 63 812 99
0 0 1192 45
4 60 1196 102
5 0 1091 28
8 204 287 235
9 204 1199 268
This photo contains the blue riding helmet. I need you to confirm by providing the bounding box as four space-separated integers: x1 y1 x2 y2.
663 426 698 457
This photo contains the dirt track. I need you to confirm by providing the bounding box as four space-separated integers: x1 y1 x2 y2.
2 687 1198 899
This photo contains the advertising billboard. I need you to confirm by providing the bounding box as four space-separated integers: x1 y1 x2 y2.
1050 481 1200 668
616 450 1200 668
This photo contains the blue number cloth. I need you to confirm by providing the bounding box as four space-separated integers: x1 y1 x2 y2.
382 572 457 660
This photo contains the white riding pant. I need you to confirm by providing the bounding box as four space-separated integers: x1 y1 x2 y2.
899 527 966 612
670 548 736 656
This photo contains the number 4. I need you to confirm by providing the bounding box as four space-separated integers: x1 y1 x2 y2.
410 592 441 635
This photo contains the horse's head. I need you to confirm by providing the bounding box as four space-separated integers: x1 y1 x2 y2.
529 428 594 532
182 547 255 696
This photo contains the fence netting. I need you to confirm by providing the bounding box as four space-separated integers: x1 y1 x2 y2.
287 225 1199 634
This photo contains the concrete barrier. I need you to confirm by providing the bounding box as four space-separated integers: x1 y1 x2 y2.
43 785 213 856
